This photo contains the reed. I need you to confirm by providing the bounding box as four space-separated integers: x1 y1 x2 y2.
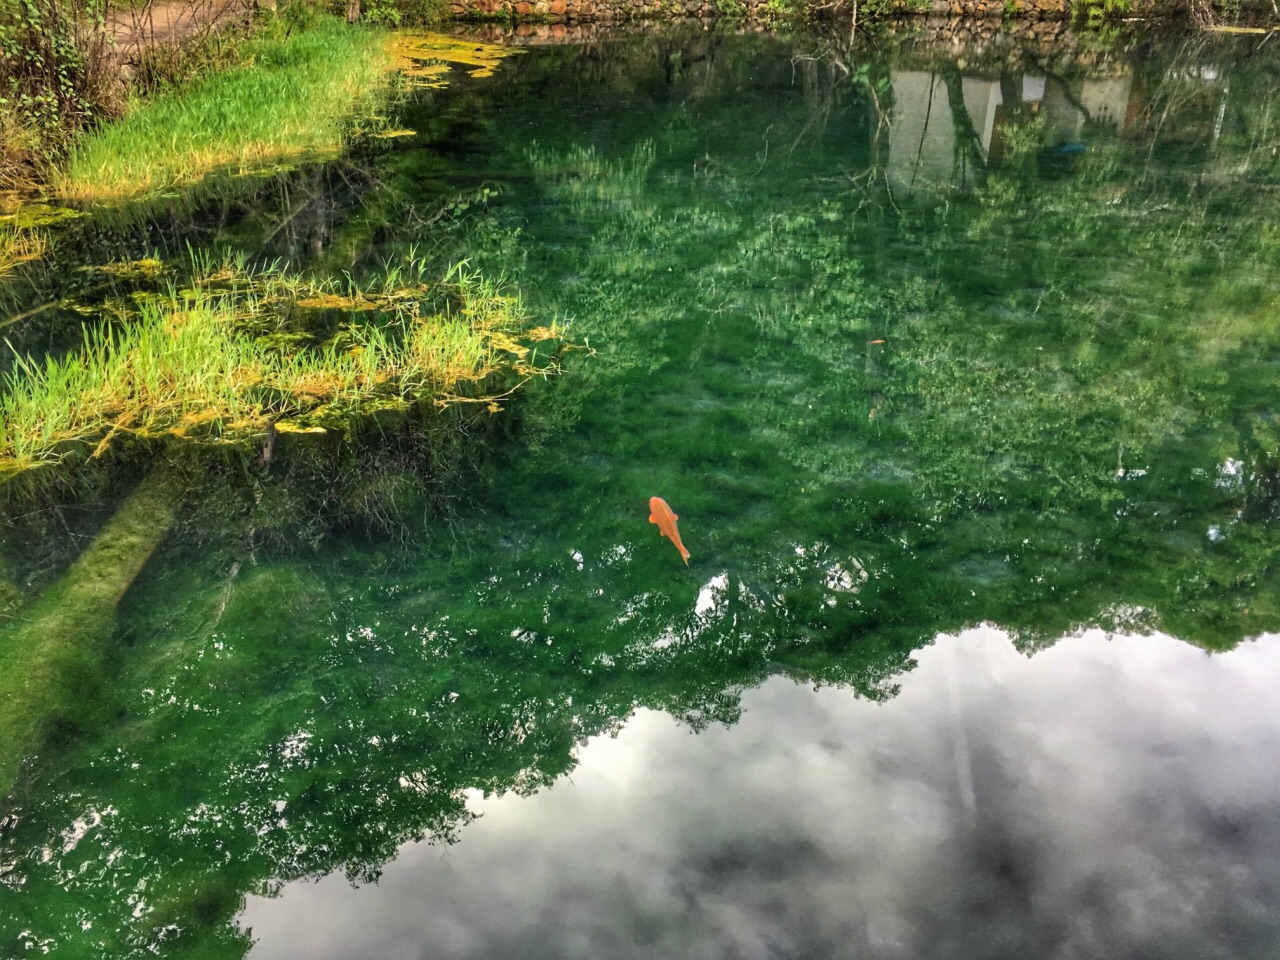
0 257 565 479
56 18 394 203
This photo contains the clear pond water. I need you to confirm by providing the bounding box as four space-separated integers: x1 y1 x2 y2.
2 19 1280 959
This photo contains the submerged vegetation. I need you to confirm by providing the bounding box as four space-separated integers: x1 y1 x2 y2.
1 20 1279 959
0 470 177 796
0 248 563 793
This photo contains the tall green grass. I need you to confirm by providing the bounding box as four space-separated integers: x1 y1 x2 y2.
56 18 394 202
1 258 563 479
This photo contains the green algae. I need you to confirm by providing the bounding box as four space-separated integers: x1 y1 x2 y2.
0 202 83 230
387 31 524 86
0 469 179 796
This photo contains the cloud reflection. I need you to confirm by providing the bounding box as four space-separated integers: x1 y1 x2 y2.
241 629 1280 959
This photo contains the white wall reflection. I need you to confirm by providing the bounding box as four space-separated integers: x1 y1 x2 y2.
886 68 1141 193
241 629 1280 959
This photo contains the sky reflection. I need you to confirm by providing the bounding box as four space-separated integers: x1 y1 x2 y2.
241 628 1280 959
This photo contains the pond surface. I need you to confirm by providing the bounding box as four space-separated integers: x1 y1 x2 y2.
2 18 1280 959
240 630 1280 960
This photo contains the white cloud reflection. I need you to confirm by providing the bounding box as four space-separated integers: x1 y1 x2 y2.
241 629 1280 960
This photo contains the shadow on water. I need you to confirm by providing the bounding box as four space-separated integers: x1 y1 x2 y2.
1 16 1280 958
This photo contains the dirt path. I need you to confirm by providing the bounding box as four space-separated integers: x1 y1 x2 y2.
105 0 248 57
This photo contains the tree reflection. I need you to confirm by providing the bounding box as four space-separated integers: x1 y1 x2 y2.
2 22 1280 959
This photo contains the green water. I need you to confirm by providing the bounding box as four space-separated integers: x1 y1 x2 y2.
2 20 1280 958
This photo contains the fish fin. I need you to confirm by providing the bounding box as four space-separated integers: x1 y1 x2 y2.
649 513 658 524
672 513 678 520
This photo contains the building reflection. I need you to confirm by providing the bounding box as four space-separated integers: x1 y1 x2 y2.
885 68 1140 191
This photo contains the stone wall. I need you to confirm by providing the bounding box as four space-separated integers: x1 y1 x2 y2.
451 14 1143 76
446 0 1180 23
447 0 759 21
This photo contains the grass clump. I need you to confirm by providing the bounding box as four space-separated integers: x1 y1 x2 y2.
0 224 46 280
1 255 566 480
0 0 122 187
56 17 395 203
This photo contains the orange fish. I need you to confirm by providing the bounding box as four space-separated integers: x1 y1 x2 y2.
649 497 690 565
